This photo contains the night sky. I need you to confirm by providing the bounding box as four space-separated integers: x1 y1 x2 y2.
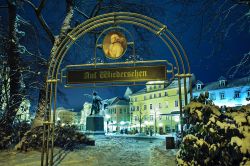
1 0 249 112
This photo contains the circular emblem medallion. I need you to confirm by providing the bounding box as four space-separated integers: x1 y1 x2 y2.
102 31 127 59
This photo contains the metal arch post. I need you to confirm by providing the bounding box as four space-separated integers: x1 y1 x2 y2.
165 29 192 102
43 12 192 165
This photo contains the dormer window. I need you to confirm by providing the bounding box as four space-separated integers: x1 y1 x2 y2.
219 80 226 87
218 76 227 87
197 84 202 90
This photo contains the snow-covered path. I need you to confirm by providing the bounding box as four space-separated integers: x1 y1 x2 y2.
0 136 177 166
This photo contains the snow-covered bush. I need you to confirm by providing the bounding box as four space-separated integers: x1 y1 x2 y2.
15 124 94 151
176 95 250 166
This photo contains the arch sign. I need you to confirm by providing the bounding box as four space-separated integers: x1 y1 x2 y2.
41 12 192 166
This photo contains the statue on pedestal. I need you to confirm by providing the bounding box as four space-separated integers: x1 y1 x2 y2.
90 92 102 116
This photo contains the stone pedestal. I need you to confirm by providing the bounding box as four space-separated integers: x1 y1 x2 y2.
85 115 105 135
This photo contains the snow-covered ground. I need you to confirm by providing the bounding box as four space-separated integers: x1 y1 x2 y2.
0 136 177 166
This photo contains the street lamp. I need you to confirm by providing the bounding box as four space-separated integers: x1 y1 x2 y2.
154 108 159 136
144 120 149 134
105 114 111 133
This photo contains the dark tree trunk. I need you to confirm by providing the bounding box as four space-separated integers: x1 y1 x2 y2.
0 0 22 134
32 88 46 129
31 0 74 129
16 0 74 149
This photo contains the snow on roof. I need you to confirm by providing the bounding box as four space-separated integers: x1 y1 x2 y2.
130 79 180 96
146 81 167 85
110 98 129 106
196 80 204 85
130 88 147 96
218 76 227 81
103 97 118 105
193 76 250 92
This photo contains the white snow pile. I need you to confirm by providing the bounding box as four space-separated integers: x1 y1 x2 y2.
176 97 250 166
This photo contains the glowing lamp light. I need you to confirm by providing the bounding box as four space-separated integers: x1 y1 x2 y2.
174 116 180 122
120 121 125 125
159 123 163 127
144 120 149 125
105 114 111 119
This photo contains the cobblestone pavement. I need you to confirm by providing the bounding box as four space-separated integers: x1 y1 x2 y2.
0 136 177 166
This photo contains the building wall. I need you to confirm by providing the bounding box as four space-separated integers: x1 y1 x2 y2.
56 107 76 125
130 79 189 134
106 102 130 132
193 85 250 107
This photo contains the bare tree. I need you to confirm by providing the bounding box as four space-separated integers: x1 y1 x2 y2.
0 0 24 149
14 0 75 149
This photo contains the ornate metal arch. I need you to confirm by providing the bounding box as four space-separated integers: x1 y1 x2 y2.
42 12 192 166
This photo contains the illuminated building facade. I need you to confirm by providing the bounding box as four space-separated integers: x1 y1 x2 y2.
193 76 250 107
129 79 190 134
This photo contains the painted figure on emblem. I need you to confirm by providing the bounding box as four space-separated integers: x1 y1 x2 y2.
103 32 127 59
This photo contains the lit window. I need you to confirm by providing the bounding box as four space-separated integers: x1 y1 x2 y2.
150 94 152 99
209 93 216 100
175 100 178 107
159 85 162 88
154 85 156 89
150 104 153 110
134 116 138 121
159 93 161 97
144 95 147 100
234 91 240 98
159 103 162 108
165 101 169 108
220 92 225 100
154 94 156 98
144 105 147 110
150 86 152 90
150 115 153 121
165 92 168 96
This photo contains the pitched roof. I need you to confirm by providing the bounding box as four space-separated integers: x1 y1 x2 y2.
193 76 250 92
218 76 227 81
196 80 204 85
114 99 129 106
130 79 179 96
103 97 118 105
130 88 147 96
